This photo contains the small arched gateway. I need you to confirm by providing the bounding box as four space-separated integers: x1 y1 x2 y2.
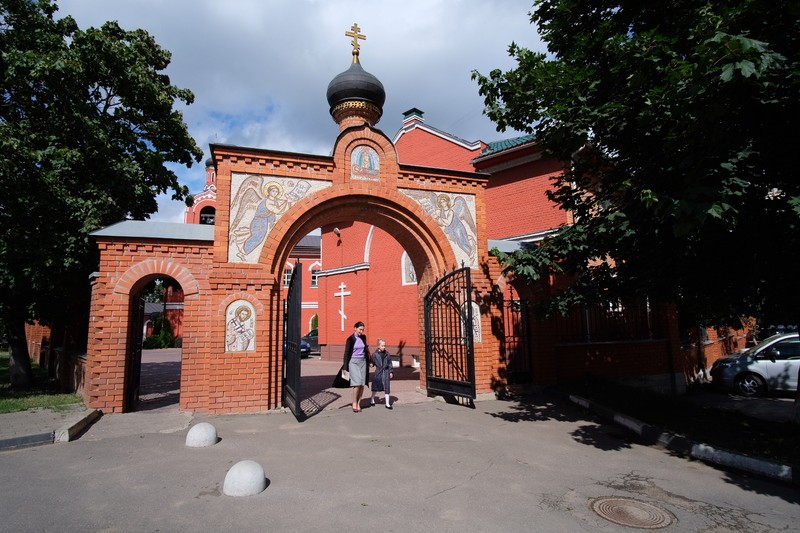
86 24 506 414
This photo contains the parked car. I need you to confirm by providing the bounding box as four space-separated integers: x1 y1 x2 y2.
285 339 312 358
710 333 800 396
300 339 311 358
302 328 319 353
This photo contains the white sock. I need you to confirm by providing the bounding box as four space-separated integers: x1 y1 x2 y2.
385 396 390 405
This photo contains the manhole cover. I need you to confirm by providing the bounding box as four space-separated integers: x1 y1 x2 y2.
591 497 675 529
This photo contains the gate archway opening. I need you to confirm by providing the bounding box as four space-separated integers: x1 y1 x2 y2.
265 188 468 414
267 190 457 293
125 275 184 412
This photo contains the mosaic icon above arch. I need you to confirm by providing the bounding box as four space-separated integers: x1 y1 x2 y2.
351 145 380 182
229 173 331 263
400 189 478 268
226 300 256 352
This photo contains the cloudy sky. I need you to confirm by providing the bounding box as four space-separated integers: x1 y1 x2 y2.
55 0 545 222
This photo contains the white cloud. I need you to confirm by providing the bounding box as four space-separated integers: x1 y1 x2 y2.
55 0 543 221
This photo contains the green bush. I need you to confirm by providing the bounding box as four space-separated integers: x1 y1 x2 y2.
143 313 174 349
142 335 162 349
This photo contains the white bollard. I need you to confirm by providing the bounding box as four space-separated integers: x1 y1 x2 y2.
185 422 218 448
223 460 267 496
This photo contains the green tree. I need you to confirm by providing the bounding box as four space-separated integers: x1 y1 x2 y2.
0 0 203 388
141 278 180 304
473 0 799 324
143 312 174 350
474 0 800 419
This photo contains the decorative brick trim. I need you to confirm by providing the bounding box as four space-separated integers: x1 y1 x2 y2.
113 259 201 296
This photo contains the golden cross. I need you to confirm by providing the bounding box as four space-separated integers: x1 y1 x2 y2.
345 23 366 61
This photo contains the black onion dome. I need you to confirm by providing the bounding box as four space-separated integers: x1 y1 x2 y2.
205 157 214 167
326 61 386 111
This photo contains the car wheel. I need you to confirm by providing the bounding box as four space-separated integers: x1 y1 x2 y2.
734 374 765 396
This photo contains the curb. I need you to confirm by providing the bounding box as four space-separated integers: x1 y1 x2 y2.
0 409 102 451
0 431 54 451
55 409 102 443
566 393 798 486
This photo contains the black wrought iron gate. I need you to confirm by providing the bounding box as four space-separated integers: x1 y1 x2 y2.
125 297 145 411
424 267 476 399
283 263 303 419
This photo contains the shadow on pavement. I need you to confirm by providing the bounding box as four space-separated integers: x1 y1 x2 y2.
137 358 180 412
487 393 637 453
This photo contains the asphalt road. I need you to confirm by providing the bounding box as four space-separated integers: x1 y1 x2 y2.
1 351 798 532
1 388 799 532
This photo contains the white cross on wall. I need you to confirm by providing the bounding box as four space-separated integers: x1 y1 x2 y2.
334 282 351 331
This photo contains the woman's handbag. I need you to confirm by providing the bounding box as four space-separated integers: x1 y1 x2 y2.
331 365 350 388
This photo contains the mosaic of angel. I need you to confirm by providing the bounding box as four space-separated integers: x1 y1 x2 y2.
402 190 477 266
229 176 312 262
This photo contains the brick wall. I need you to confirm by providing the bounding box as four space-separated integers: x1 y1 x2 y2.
394 126 483 172
87 239 216 413
485 157 569 239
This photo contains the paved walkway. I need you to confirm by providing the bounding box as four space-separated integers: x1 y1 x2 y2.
1 350 798 532
0 350 434 445
2 350 795 443
1 382 798 532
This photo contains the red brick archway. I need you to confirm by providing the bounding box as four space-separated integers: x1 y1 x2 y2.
113 259 202 297
87 241 212 413
87 123 506 414
266 186 457 285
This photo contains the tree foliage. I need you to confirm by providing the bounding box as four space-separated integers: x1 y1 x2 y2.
143 312 175 350
0 0 203 387
473 0 800 327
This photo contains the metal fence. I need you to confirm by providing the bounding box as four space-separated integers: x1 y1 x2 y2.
552 298 664 343
502 296 532 384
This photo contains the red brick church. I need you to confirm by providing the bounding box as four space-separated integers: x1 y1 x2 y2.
80 24 714 415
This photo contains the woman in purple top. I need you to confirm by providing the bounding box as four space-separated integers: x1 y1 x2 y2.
343 321 370 412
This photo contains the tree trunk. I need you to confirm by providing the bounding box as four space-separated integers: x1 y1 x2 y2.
6 319 34 389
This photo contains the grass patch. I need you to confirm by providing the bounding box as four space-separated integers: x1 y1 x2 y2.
0 351 83 414
558 380 800 467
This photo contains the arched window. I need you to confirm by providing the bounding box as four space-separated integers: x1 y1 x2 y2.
199 206 216 225
283 265 293 287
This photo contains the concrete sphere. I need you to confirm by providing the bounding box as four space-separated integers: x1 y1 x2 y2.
185 422 218 448
223 460 267 497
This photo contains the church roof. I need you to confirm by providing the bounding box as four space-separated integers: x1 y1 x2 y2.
91 220 214 241
488 239 522 253
326 24 385 124
294 234 321 254
395 120 480 150
474 134 536 161
392 108 483 155
326 61 386 111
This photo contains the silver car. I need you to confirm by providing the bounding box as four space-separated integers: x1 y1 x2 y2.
710 333 800 396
